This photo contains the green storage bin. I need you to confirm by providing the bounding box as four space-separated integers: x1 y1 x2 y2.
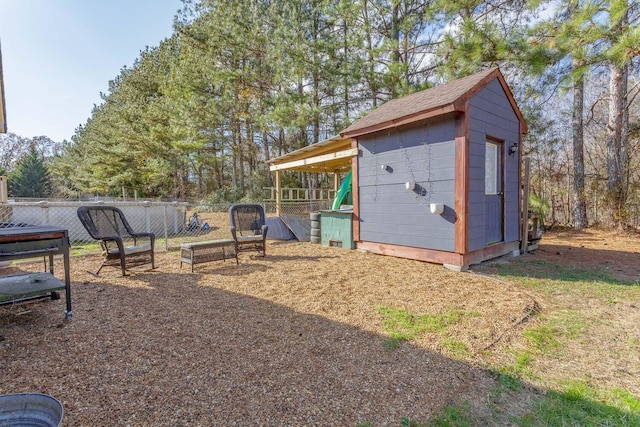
320 210 354 249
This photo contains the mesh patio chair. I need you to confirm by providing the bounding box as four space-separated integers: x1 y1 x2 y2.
77 206 155 276
229 204 268 257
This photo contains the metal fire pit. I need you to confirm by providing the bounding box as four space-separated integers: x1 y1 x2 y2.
0 393 64 427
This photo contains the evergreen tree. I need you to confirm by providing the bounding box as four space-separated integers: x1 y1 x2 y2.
53 0 639 230
8 144 51 198
536 0 603 229
604 0 638 228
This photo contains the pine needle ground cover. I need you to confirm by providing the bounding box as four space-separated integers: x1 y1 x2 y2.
1 215 639 426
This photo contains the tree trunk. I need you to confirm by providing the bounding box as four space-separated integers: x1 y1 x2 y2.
606 61 625 228
263 130 271 187
606 4 628 229
362 0 378 107
572 64 587 229
312 7 320 145
231 124 238 189
390 2 400 97
297 79 307 149
621 62 629 202
343 18 349 123
238 120 245 191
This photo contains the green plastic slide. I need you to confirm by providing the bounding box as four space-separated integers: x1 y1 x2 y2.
332 170 352 210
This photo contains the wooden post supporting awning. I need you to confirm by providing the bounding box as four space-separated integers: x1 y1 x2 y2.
275 169 281 216
267 136 355 215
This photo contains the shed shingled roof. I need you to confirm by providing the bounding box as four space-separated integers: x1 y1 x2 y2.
340 67 526 137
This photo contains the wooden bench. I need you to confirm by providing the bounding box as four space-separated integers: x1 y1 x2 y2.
180 239 238 272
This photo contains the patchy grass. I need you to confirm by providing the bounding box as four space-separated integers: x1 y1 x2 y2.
398 402 475 427
69 242 102 255
475 235 640 425
439 337 470 358
427 402 477 427
425 402 475 427
522 322 562 355
516 382 640 426
377 306 464 347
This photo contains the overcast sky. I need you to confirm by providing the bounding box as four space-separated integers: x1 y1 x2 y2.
0 0 183 142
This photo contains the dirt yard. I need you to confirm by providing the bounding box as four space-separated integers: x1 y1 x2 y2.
1 220 638 426
523 227 640 283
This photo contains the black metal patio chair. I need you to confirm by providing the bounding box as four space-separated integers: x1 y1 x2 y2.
229 204 268 257
77 205 155 276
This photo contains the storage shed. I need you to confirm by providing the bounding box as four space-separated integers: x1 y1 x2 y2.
269 67 527 270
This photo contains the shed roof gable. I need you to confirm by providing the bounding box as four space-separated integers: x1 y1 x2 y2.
340 67 526 138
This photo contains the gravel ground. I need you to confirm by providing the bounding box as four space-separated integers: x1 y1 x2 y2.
1 223 540 426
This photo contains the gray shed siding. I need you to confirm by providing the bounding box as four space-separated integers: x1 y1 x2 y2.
467 79 521 251
357 116 456 252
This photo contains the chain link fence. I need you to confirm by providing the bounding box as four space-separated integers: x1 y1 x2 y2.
0 199 336 257
2 201 221 255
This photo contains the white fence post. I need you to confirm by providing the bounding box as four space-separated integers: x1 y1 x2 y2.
143 201 151 233
0 176 7 203
163 205 169 251
39 200 50 224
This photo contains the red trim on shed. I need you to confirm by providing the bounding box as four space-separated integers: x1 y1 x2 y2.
454 105 470 255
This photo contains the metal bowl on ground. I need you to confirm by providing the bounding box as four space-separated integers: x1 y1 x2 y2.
0 393 64 427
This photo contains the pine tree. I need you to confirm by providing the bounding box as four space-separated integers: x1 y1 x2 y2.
522 0 604 229
605 0 638 228
549 0 601 229
8 144 51 198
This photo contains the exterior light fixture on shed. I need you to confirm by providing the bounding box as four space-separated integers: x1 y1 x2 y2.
508 142 519 156
430 203 444 215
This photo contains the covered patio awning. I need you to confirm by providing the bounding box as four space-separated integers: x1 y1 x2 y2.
268 135 355 173
267 135 355 215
